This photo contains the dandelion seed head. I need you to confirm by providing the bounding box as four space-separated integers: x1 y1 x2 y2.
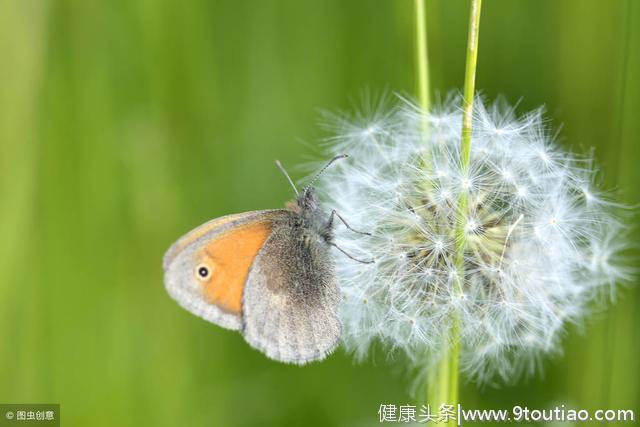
314 95 630 385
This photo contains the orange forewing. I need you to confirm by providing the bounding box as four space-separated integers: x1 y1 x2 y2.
164 212 254 269
198 221 273 315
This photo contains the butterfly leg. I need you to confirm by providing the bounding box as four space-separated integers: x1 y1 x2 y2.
329 242 375 264
327 210 372 236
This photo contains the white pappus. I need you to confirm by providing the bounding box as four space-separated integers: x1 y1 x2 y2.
312 94 631 384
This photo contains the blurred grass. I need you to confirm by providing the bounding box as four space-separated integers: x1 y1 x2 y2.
0 1 637 426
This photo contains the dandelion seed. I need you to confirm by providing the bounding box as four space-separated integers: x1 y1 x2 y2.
315 95 631 384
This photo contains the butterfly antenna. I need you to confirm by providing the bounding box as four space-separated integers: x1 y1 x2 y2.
275 160 299 196
306 154 348 189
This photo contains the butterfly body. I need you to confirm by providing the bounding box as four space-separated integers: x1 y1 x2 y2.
163 187 341 364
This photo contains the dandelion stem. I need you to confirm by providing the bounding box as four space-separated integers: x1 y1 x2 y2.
459 0 482 171
413 2 448 417
414 0 432 172
415 0 430 111
455 0 481 289
448 315 461 414
428 0 482 424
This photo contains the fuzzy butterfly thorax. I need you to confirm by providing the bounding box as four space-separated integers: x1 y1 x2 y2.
286 187 334 244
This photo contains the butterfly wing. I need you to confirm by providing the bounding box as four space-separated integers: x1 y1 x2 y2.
163 210 283 330
241 211 341 364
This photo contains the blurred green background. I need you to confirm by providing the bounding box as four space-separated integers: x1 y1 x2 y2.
0 0 638 426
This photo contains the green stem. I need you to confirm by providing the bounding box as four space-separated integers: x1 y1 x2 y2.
426 316 461 426
427 1 482 425
415 0 430 111
414 0 434 196
448 315 461 412
412 1 447 418
459 0 482 171
455 0 481 287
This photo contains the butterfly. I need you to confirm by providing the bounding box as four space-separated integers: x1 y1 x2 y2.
163 155 372 364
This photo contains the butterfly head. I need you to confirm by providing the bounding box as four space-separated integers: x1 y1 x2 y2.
298 186 319 212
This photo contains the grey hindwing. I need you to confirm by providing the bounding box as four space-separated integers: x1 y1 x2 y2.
241 213 341 364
